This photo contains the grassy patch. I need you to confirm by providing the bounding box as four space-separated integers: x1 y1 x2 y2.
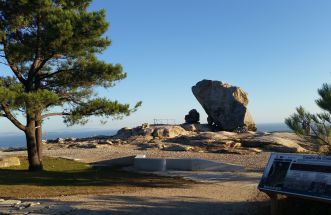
0 157 192 198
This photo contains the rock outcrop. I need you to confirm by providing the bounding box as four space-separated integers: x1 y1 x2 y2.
41 124 310 154
113 124 190 140
192 80 256 131
241 135 308 153
185 109 200 124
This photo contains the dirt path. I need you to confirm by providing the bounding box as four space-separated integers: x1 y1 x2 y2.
50 181 269 215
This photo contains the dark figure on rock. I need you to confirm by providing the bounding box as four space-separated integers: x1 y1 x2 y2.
185 109 200 124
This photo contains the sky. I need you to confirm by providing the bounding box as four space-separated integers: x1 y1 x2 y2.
1 0 331 133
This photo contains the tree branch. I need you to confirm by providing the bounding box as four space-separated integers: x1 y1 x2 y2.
40 68 75 80
42 112 69 118
28 15 41 78
2 40 27 84
0 103 26 131
309 124 330 145
34 55 54 76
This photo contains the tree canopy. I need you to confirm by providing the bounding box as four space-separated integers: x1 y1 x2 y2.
0 0 141 170
285 83 331 148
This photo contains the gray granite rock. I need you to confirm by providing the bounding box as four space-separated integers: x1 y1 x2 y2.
192 80 256 131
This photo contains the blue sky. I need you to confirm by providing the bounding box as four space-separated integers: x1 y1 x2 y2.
1 0 331 133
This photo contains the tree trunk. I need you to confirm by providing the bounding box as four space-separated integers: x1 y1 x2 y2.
25 115 43 171
35 117 43 167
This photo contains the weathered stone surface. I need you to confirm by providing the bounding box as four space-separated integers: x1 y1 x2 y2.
114 124 154 139
55 138 65 144
181 123 198 132
185 109 200 124
163 144 194 152
192 80 256 131
0 200 21 207
115 127 133 139
68 143 98 149
241 135 308 153
153 126 189 138
128 135 153 144
138 142 166 150
181 123 212 132
0 157 20 168
97 140 113 145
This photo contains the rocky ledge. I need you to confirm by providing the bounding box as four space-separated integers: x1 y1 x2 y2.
41 124 310 154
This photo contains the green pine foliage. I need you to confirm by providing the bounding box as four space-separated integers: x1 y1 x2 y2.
0 0 140 125
285 83 331 146
0 0 141 170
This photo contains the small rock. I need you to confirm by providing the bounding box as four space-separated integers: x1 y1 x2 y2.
98 140 113 145
232 142 241 148
248 148 262 153
141 123 149 129
181 124 198 132
0 157 21 168
163 144 194 152
112 139 122 144
55 138 65 144
0 200 21 207
68 143 98 149
153 126 189 138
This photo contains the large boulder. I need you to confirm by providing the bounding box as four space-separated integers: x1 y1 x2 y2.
192 80 256 131
185 109 200 124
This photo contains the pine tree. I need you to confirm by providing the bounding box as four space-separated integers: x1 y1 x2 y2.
285 84 331 149
0 0 141 171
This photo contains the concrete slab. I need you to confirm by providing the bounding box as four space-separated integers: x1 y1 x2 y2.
91 156 137 167
134 157 166 171
166 158 244 172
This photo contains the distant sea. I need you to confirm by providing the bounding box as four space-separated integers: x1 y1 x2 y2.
0 129 117 149
0 123 290 149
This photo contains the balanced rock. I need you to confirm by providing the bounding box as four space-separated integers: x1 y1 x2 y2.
192 80 256 131
185 109 200 124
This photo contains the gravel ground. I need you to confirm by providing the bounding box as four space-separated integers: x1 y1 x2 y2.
1 144 271 172
50 182 270 215
0 145 272 215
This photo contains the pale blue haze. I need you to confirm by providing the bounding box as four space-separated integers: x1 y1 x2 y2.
0 0 330 134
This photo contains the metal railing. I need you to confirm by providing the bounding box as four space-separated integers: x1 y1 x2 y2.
153 119 176 125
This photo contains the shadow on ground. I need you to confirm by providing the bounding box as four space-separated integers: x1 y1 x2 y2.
30 195 331 215
0 157 194 198
42 195 271 215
